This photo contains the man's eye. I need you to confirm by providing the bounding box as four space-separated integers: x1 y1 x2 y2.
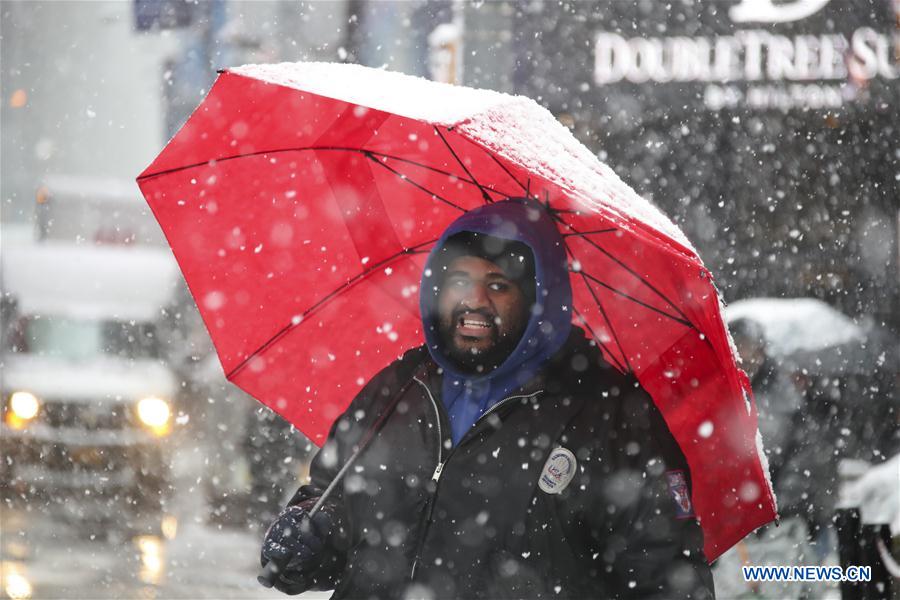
488 282 509 292
450 278 468 287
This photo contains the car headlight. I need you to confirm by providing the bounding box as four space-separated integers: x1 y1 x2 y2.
137 396 171 434
6 391 40 428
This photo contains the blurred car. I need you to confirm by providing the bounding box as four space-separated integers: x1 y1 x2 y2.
0 241 180 511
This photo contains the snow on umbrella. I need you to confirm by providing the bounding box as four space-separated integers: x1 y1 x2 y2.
136 61 775 561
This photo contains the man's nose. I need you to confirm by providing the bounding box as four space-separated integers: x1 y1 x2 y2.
460 282 490 309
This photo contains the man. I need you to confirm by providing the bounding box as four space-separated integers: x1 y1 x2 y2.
261 199 714 598
729 318 827 531
712 319 826 599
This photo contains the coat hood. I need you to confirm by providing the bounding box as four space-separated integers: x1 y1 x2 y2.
419 198 573 384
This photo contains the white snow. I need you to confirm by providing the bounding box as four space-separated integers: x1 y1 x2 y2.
755 428 777 514
840 454 900 535
458 97 694 252
1 241 179 321
228 62 695 253
726 297 864 356
230 62 510 127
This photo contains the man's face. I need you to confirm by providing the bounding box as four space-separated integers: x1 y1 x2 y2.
437 255 530 373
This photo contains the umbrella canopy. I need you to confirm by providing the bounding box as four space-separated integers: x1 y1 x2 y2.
727 297 865 357
726 297 877 374
137 61 775 561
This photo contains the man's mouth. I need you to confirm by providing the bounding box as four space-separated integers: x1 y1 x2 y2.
455 313 494 338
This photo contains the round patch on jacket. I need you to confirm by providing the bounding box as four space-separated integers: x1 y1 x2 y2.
538 447 577 494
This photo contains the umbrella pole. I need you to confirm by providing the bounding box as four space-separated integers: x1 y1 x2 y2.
258 376 419 588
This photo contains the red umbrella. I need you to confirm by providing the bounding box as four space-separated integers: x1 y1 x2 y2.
137 62 775 561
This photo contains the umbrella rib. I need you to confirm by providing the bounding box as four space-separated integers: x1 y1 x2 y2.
370 153 461 178
226 241 436 380
365 152 516 209
562 242 631 373
551 213 696 327
433 126 494 205
367 153 520 201
579 271 694 328
486 152 529 195
363 152 466 212
454 133 530 197
138 146 438 181
563 228 617 237
366 153 516 198
576 270 634 374
572 305 627 373
138 145 521 207
137 146 371 180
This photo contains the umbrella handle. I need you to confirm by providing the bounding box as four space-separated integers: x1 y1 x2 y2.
256 375 417 589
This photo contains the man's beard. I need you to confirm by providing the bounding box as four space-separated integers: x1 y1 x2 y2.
437 308 526 374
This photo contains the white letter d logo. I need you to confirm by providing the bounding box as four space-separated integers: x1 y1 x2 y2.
729 0 832 23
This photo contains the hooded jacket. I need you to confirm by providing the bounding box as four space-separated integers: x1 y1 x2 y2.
283 200 714 599
419 199 573 446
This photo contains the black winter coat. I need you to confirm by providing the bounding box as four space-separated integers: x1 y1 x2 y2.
288 329 715 599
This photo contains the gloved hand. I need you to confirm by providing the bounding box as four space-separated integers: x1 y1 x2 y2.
260 503 335 595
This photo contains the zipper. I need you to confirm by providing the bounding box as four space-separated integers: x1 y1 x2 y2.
410 376 446 580
476 390 543 425
413 376 444 474
407 378 543 580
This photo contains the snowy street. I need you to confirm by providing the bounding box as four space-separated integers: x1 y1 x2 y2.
1 430 326 600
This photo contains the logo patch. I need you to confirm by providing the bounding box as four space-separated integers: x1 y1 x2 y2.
666 470 694 519
539 447 576 494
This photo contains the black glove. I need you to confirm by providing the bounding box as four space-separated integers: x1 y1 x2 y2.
260 503 335 595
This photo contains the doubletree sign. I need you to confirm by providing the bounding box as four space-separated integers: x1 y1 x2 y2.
587 0 898 111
